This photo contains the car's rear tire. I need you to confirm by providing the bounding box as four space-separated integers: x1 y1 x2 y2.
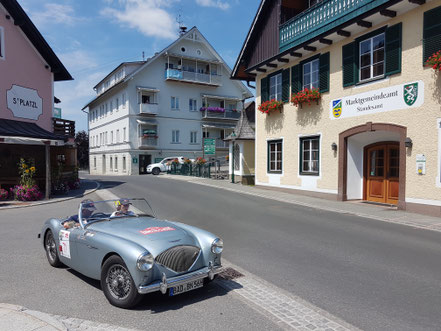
101 255 142 309
152 167 160 175
45 230 63 267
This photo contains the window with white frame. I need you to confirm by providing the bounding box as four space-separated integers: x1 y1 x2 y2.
269 73 282 101
123 127 126 141
0 26 5 59
94 157 96 169
110 131 113 144
172 130 180 143
268 140 283 173
110 157 113 171
115 157 118 171
110 101 113 114
171 97 180 110
116 98 119 111
116 129 120 143
359 33 385 81
300 136 320 175
190 131 197 144
303 58 319 90
122 93 126 108
189 98 197 111
123 157 126 172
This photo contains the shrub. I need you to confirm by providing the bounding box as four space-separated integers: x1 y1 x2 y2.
10 185 43 201
0 189 8 201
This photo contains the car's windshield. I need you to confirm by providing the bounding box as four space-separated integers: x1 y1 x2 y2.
78 198 155 228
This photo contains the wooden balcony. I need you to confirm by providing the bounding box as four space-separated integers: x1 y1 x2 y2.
53 118 75 138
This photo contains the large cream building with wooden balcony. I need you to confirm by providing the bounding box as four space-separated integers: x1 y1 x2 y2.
232 0 441 216
84 27 252 175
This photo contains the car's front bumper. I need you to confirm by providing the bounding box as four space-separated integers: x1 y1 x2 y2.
138 264 222 295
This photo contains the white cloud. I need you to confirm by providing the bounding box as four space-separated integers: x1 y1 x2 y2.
101 0 179 40
195 0 230 10
29 3 81 27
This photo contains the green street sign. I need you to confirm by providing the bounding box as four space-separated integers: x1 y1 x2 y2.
204 138 216 155
132 157 138 164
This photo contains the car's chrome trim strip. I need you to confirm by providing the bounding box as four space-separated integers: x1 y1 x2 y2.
137 265 222 294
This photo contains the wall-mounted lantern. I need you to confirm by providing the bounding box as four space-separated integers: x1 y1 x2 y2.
405 137 413 148
331 142 337 151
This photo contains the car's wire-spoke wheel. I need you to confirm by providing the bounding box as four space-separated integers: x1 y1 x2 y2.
106 264 132 300
44 230 62 267
101 255 142 309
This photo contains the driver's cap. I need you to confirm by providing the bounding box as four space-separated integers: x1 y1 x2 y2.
81 199 96 211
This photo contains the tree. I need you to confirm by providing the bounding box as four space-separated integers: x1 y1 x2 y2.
75 131 89 169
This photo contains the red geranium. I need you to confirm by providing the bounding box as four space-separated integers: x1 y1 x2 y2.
258 99 283 115
291 88 321 107
425 50 441 72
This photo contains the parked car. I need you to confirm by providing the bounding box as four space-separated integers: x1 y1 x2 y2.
39 198 223 308
146 156 185 175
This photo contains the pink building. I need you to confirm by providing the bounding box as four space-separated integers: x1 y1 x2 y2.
0 0 74 198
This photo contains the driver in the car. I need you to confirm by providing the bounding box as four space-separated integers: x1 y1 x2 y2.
63 199 96 229
111 199 135 217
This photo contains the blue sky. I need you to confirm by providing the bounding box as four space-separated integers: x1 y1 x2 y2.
19 0 259 132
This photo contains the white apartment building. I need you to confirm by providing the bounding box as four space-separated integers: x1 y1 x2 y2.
84 27 252 175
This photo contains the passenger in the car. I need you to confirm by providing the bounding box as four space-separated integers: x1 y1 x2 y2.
63 199 96 229
111 199 135 217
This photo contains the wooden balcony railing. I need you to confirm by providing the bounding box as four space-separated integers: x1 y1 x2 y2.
53 118 75 137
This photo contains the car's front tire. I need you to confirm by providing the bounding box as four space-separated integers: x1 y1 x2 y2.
152 167 160 175
101 255 142 309
44 230 63 267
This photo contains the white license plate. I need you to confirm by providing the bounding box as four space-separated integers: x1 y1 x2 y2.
169 279 204 296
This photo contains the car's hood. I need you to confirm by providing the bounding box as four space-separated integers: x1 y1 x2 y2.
87 217 198 255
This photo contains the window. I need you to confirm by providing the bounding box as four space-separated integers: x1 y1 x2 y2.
190 131 197 144
116 98 119 111
116 129 120 143
300 136 320 175
142 95 150 104
172 130 180 143
171 97 179 110
123 157 126 172
110 131 114 144
0 26 4 59
123 127 126 141
94 157 96 169
110 101 113 114
303 59 319 90
115 157 118 171
122 93 126 108
105 103 108 116
359 34 385 81
110 157 113 171
203 131 210 138
268 140 282 173
269 73 282 101
105 132 108 145
189 98 197 111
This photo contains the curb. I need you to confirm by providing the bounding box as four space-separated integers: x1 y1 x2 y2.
0 303 67 330
0 179 100 210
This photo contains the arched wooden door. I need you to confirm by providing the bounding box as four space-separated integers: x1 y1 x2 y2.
365 143 399 204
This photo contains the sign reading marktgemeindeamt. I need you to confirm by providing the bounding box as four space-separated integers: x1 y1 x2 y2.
204 138 216 155
330 81 424 120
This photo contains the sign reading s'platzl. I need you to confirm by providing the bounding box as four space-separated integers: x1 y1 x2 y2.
330 81 424 120
7 85 43 120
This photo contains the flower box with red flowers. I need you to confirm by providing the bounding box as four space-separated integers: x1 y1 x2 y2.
291 88 321 108
258 99 284 115
425 50 441 72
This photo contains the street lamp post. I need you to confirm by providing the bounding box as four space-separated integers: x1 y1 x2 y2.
231 132 236 183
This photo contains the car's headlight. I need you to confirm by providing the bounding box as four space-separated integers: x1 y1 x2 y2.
211 238 223 254
137 252 154 271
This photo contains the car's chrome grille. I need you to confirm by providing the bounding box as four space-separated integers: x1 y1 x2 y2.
155 245 200 273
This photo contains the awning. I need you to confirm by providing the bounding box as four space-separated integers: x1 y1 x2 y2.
136 119 157 125
202 123 236 129
136 86 160 93
0 119 66 142
201 94 241 101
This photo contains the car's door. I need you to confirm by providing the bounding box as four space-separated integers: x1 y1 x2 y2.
57 227 81 269
71 228 103 279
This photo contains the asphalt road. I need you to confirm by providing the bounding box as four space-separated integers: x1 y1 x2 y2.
0 192 279 331
86 174 441 331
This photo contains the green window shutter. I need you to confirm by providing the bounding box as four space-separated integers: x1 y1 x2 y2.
261 77 269 102
342 42 356 87
291 64 302 95
282 69 290 102
319 52 330 93
385 23 402 76
423 6 441 64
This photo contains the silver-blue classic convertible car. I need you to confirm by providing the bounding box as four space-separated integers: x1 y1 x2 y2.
39 198 223 308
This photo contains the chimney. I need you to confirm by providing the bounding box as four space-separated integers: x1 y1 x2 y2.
179 26 187 36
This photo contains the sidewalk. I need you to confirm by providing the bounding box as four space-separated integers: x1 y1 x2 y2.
0 179 99 210
0 303 136 331
161 174 441 233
